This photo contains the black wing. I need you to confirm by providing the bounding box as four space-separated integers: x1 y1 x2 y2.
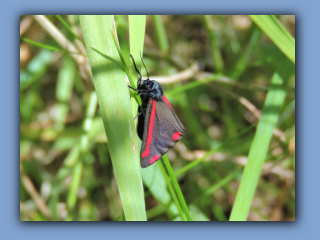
139 96 185 168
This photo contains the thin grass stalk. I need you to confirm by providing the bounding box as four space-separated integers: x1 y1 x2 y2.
192 168 242 204
159 161 186 221
230 27 262 80
162 155 192 221
55 15 83 42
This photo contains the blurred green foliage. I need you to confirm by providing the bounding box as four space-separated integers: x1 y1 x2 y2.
20 15 295 221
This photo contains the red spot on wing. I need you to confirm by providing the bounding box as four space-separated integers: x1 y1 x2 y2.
142 100 156 158
149 155 159 164
162 95 172 109
172 132 181 141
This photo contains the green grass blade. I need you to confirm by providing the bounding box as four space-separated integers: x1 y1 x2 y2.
129 15 146 67
151 15 169 54
193 168 242 204
175 124 255 177
66 92 97 218
21 37 85 57
159 162 186 220
162 155 192 221
55 15 83 42
249 15 295 64
146 205 165 219
20 37 67 52
20 49 53 91
128 15 146 119
230 27 262 79
55 55 75 131
110 30 142 107
66 154 83 213
189 205 210 221
142 163 181 219
229 58 294 221
160 161 186 220
79 15 146 221
203 15 224 73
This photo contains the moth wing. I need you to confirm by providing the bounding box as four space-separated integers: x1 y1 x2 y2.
137 105 145 140
140 98 185 168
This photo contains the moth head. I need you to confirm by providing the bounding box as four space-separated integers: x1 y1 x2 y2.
141 79 153 90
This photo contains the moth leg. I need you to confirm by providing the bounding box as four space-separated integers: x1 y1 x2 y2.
128 85 145 92
134 106 147 120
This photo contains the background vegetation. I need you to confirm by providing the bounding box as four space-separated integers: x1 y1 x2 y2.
20 15 295 221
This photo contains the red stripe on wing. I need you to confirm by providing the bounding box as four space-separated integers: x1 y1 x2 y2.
162 95 172 109
172 132 181 141
149 155 159 164
141 100 156 158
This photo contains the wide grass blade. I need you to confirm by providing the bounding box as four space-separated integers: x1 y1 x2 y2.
249 15 295 64
79 15 146 221
229 58 294 221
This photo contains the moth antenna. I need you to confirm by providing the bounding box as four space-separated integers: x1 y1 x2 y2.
130 54 142 79
140 52 150 80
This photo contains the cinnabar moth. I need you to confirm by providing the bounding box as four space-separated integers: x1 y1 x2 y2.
129 55 185 168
